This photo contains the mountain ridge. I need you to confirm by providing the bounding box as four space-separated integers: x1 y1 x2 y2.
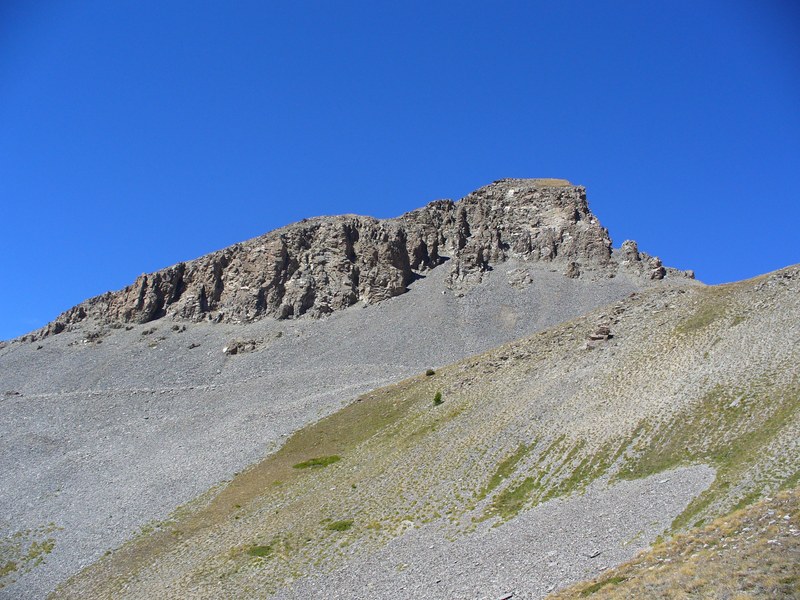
26 179 694 341
8 180 792 600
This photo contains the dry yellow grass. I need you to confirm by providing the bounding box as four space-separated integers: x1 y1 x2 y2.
549 486 800 599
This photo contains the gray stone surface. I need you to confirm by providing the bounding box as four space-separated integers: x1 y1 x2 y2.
285 467 716 600
0 261 669 598
0 179 700 598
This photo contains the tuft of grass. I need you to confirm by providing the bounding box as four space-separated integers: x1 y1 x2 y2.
292 455 341 470
477 444 531 501
246 545 272 558
433 391 443 406
579 576 627 596
325 520 353 532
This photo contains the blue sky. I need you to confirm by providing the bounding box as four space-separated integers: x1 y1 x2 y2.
1 1 798 340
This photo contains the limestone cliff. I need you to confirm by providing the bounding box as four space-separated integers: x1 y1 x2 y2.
32 179 693 338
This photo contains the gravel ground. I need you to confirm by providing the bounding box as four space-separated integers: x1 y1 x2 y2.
0 262 659 598
285 466 716 600
27 265 798 600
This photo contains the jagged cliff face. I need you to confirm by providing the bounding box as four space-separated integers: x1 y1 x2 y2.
33 179 692 338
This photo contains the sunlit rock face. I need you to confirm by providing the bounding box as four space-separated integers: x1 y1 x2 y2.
30 179 692 339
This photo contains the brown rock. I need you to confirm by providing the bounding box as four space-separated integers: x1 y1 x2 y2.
29 179 692 339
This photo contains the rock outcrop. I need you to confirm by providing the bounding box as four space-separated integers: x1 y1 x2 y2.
31 179 694 339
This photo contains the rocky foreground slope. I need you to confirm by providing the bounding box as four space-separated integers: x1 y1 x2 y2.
50 265 800 599
552 487 799 598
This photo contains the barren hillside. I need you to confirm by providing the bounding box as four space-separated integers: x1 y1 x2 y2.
2 180 796 599
50 265 800 598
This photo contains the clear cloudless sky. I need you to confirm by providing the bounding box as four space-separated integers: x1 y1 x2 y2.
1 1 798 340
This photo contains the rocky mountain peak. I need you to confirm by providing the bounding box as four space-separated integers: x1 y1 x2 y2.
30 180 694 340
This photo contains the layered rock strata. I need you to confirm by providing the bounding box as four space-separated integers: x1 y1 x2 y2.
32 179 693 339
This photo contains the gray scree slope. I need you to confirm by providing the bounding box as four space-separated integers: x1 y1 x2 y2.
0 179 695 598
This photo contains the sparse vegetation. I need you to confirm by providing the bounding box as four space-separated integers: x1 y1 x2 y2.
0 525 58 590
292 455 341 470
551 487 800 599
247 545 272 558
325 520 353 532
477 444 531 501
425 369 436 376
490 476 540 520
53 268 800 598
617 380 800 530
579 576 627 596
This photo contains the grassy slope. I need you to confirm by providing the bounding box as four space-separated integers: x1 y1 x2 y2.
54 266 800 598
549 486 800 599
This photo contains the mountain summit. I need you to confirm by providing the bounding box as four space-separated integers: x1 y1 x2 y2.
9 179 774 600
32 179 693 340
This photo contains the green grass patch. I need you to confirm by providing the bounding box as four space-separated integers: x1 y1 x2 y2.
579 575 627 596
292 455 341 469
489 476 540 520
246 545 272 558
477 443 532 501
325 520 353 532
433 391 443 406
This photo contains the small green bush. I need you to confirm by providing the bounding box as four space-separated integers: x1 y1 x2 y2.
425 369 436 376
292 455 341 469
433 391 443 406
